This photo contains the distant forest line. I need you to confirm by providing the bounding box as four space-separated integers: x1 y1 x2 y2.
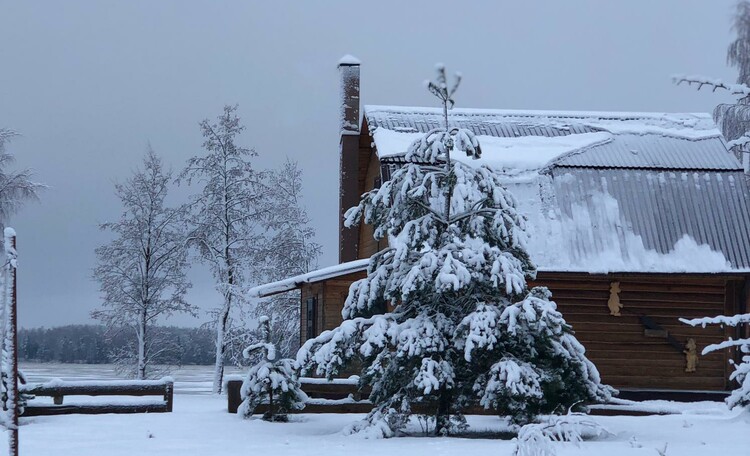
19 325 216 366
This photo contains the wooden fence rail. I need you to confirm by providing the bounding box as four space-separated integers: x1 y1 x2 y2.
226 378 729 417
21 378 174 416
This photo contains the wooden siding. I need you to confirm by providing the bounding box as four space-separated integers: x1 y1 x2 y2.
357 152 384 259
532 272 744 391
299 271 367 345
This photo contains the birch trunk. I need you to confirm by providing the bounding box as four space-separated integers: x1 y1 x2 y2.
137 309 147 380
212 295 231 394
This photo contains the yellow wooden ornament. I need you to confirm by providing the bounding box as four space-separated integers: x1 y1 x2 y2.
608 281 622 316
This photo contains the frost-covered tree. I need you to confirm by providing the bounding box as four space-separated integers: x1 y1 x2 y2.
673 1 750 162
0 130 43 225
179 105 267 393
254 159 321 357
239 316 307 421
92 148 194 380
297 66 611 437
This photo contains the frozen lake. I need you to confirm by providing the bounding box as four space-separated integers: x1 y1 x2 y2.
20 362 246 395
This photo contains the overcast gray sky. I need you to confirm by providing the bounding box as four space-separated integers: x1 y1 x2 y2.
0 0 743 328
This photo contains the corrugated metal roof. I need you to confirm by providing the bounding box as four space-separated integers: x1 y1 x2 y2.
553 135 737 170
546 169 750 270
366 106 599 139
365 105 750 272
365 105 738 171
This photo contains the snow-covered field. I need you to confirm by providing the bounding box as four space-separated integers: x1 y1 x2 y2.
8 363 750 455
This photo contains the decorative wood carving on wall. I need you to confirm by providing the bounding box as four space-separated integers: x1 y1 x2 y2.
684 338 698 373
608 281 622 316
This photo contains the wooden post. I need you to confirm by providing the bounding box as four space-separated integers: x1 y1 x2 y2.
6 231 18 456
164 381 173 413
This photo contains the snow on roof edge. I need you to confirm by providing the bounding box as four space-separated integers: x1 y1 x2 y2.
364 104 714 121
248 259 369 298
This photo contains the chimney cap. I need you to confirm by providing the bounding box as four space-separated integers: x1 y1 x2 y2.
338 54 361 66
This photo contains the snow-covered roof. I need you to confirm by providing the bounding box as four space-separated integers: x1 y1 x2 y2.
248 259 368 298
365 106 732 173
365 105 750 273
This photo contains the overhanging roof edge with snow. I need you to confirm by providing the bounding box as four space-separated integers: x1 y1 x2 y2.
248 259 369 298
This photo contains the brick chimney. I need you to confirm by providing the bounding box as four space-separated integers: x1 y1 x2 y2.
338 55 361 263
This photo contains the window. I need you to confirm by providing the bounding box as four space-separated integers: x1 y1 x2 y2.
305 297 317 339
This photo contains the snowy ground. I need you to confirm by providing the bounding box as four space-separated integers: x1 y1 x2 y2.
8 363 750 455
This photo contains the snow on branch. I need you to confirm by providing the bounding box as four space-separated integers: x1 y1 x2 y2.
727 134 750 150
680 313 750 328
699 337 750 356
672 74 750 100
513 411 612 456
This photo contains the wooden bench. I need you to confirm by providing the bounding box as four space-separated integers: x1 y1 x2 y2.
20 378 174 416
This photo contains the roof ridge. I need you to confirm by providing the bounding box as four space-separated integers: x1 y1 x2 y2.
364 104 713 121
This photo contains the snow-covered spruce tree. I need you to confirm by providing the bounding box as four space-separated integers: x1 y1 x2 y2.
179 105 268 394
253 159 321 357
297 66 611 437
239 316 306 421
92 148 194 380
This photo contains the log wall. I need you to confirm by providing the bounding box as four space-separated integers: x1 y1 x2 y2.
302 271 745 392
532 272 745 391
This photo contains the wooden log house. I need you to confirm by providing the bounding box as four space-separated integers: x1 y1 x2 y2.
250 58 750 397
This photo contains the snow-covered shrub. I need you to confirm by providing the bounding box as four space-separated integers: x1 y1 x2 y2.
513 411 611 456
297 65 612 437
239 317 306 421
681 314 750 409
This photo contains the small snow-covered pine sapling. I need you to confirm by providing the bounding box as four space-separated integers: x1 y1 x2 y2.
239 316 306 422
297 65 612 438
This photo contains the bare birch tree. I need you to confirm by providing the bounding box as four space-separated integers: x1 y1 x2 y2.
179 105 267 394
253 158 321 357
92 148 194 380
